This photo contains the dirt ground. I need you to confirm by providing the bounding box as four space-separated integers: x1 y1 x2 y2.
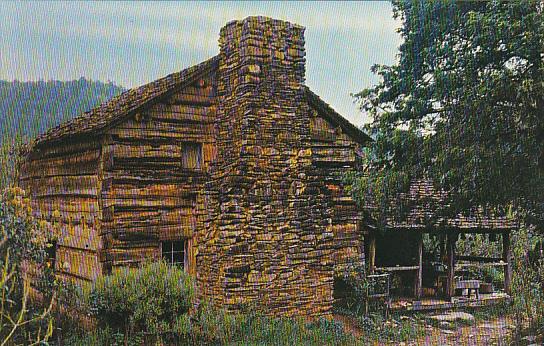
336 313 521 346
407 315 516 346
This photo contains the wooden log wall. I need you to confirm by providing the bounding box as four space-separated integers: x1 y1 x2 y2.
19 139 103 285
100 72 218 275
308 110 364 274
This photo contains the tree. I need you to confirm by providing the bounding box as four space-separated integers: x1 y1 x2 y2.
352 0 544 227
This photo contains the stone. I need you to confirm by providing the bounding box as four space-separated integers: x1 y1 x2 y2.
439 321 455 330
427 312 475 326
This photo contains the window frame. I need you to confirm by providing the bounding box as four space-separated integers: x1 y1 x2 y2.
161 239 188 270
180 142 203 170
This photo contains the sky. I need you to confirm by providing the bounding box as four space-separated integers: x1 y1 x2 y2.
0 1 402 126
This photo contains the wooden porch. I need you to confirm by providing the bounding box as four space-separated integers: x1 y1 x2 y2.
390 292 511 312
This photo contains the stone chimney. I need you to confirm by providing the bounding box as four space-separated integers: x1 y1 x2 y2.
198 17 334 317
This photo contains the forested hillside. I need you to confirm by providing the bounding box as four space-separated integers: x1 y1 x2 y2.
0 78 124 186
0 78 124 145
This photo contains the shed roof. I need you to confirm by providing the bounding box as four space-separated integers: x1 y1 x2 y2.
363 180 517 232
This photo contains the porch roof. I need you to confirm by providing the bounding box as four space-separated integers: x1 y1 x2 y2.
363 180 518 233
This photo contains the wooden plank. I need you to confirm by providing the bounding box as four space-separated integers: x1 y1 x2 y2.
111 223 194 241
376 266 420 272
112 118 214 134
31 198 99 225
20 149 100 178
456 256 504 263
56 246 101 281
27 175 99 197
32 139 102 159
369 234 376 274
108 143 183 160
456 262 508 269
148 105 216 123
108 128 212 141
59 223 101 251
503 232 512 294
107 246 159 266
102 196 195 209
446 233 456 299
415 234 423 299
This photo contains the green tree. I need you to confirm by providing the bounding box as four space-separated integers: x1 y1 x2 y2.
352 0 544 227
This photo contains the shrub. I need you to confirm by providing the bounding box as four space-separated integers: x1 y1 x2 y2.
87 261 195 343
510 227 544 340
0 187 56 344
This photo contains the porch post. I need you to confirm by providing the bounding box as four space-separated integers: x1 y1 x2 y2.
446 232 456 299
503 231 512 295
415 232 423 299
369 233 376 274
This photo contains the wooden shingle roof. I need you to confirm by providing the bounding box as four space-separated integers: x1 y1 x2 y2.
304 87 372 145
33 55 371 150
364 180 517 232
34 55 221 147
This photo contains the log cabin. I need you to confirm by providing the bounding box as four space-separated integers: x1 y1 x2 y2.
20 16 370 317
20 16 517 316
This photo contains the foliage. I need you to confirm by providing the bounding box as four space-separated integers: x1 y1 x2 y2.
334 262 369 315
0 79 124 188
352 312 424 343
352 0 544 228
0 79 124 146
0 187 57 344
510 227 544 339
63 261 359 345
85 261 195 343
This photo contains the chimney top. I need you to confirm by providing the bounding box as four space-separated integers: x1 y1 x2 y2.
223 16 305 32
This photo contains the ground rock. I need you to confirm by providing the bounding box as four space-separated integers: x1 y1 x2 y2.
427 311 475 326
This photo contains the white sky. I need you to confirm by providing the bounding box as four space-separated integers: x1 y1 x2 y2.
0 1 402 126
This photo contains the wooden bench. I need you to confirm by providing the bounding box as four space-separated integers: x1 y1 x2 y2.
455 279 480 298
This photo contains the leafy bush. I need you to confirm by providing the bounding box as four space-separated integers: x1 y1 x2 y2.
64 264 359 345
510 227 544 340
86 261 195 343
0 187 57 344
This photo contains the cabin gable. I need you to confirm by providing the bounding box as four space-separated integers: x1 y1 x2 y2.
99 71 218 276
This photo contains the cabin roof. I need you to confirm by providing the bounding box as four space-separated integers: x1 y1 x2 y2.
33 56 371 148
363 180 517 232
34 56 221 147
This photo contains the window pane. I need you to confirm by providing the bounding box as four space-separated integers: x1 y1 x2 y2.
173 251 184 264
173 241 183 252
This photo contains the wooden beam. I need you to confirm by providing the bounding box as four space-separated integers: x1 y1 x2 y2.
455 262 507 269
415 233 423 299
456 255 504 263
368 234 376 274
503 232 512 295
446 233 456 299
376 266 419 272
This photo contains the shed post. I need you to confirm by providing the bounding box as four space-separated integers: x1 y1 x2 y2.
446 232 456 299
414 232 423 299
503 231 512 295
369 233 376 274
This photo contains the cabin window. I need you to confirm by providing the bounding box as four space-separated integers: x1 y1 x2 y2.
181 143 202 170
161 240 187 269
